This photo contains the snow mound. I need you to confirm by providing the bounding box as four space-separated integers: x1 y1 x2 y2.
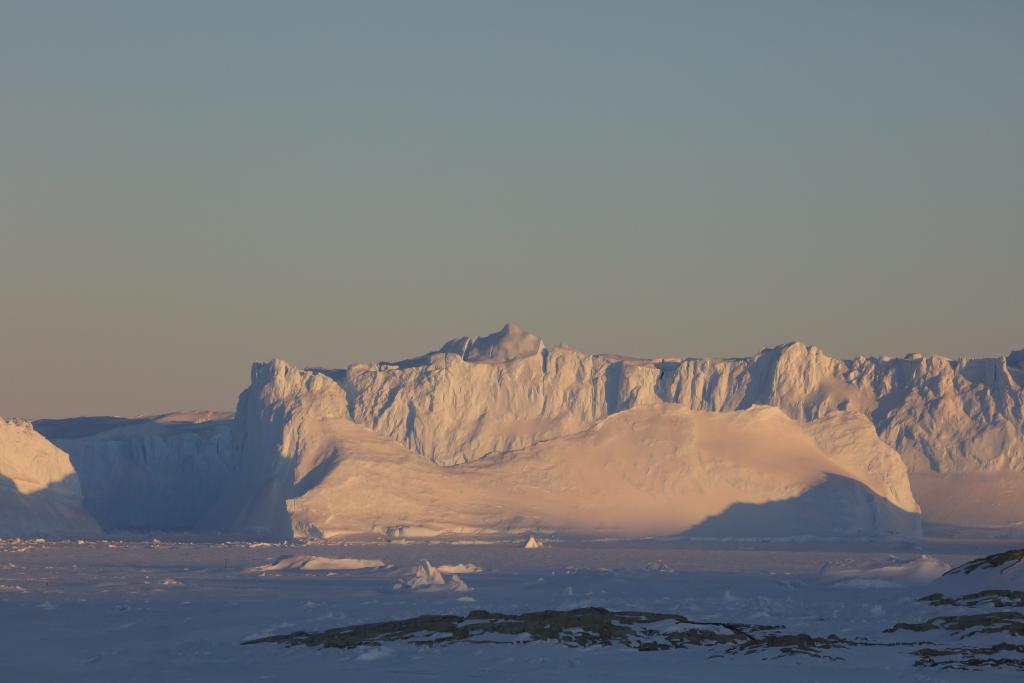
440 323 544 364
0 418 100 538
820 555 950 588
251 555 386 572
393 560 472 592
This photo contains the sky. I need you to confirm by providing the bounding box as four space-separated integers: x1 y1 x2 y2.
1 1 1022 418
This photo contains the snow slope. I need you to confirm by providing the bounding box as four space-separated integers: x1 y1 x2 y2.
326 324 1024 472
34 412 232 532
0 418 99 537
220 359 919 540
909 472 1024 533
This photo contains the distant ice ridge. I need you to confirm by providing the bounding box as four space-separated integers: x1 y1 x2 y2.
0 418 99 537
34 413 232 532
326 324 1024 472
7 323 1021 540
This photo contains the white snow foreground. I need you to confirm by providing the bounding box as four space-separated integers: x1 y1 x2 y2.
212 358 920 540
6 539 1024 679
0 418 99 538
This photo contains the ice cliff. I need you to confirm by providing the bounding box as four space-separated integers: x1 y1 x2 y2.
34 413 232 531
0 418 99 537
330 324 1024 472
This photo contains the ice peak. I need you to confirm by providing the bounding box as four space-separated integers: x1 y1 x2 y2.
760 340 814 358
250 359 297 385
440 323 544 364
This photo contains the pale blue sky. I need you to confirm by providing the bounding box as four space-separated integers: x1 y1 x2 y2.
2 1 1022 417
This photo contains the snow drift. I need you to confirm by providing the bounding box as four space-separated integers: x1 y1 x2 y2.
250 555 385 572
821 555 951 588
0 418 99 537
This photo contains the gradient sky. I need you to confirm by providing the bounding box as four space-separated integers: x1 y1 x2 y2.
2 1 1022 418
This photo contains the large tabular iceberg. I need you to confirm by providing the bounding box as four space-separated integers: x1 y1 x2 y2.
9 323 1022 539
213 357 920 540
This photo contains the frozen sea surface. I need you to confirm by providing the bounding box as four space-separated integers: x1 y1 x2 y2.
0 537 1020 682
